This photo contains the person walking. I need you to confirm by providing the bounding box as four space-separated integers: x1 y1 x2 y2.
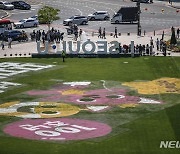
42 30 45 43
114 27 118 38
139 44 143 56
150 37 154 47
79 29 82 38
160 39 163 52
177 28 179 38
57 30 61 42
8 37 12 48
102 28 106 39
1 40 5 50
156 38 160 51
98 27 102 38
162 42 167 56
146 44 149 55
62 51 66 62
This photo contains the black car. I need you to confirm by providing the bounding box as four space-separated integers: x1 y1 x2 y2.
131 0 149 3
1 30 24 41
11 1 31 10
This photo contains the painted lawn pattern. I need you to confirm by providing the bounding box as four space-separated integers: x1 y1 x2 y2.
0 62 54 79
122 78 180 94
27 82 163 105
4 118 112 141
0 102 80 118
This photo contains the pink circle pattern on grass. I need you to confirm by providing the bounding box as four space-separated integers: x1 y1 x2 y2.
4 118 112 141
27 86 141 105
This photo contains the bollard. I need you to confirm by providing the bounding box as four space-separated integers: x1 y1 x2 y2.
92 32 94 37
45 41 49 54
144 30 146 36
127 32 130 36
37 41 41 53
154 30 155 36
131 40 134 58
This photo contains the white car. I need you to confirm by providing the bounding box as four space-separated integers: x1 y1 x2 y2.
28 15 38 20
14 18 39 28
0 1 14 10
88 11 110 21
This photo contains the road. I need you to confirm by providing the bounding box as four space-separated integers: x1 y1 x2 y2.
6 0 180 34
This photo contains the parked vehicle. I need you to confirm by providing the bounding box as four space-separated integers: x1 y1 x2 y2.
88 11 110 21
111 7 138 24
63 15 88 26
0 1 14 10
11 1 31 10
14 18 39 28
1 30 28 42
131 0 149 3
29 15 38 20
0 19 13 34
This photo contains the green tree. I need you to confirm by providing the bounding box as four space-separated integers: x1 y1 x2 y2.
38 6 60 30
170 27 177 45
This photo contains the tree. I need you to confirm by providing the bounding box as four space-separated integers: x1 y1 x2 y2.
38 6 60 30
170 27 177 45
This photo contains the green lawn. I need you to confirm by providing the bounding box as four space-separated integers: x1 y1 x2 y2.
0 57 180 154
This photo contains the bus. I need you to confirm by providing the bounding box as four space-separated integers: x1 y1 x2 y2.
0 19 13 34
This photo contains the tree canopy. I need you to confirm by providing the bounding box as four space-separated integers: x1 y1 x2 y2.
38 6 60 29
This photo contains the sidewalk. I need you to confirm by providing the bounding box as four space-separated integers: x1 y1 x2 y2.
155 0 180 9
0 31 179 58
0 41 37 58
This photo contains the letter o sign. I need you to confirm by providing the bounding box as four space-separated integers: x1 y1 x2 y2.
35 130 60 137
82 39 96 54
55 127 80 133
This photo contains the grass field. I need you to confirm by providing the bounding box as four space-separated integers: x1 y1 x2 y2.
0 57 180 154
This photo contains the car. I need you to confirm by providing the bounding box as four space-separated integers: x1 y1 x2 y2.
131 0 149 3
63 15 88 26
14 18 39 28
1 30 22 41
29 15 38 20
88 11 110 21
11 1 31 10
0 1 14 10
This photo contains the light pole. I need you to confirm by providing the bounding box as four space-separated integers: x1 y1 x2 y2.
137 0 141 36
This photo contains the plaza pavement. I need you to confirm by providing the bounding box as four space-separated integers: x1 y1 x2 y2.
0 27 179 58
156 0 180 9
0 1 179 58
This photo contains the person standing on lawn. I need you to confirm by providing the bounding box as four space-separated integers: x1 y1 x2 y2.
62 51 66 62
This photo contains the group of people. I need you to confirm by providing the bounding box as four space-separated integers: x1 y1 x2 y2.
1 36 12 50
68 24 83 41
116 37 167 56
31 28 64 43
1 30 28 50
98 27 106 39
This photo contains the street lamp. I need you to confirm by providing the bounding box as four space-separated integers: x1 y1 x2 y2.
137 0 141 36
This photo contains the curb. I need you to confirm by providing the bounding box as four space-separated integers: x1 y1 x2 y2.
168 4 180 9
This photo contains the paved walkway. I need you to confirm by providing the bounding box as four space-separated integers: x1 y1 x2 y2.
155 0 180 9
0 29 179 58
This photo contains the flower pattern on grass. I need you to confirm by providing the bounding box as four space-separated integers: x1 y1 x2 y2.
122 78 180 95
26 84 163 106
